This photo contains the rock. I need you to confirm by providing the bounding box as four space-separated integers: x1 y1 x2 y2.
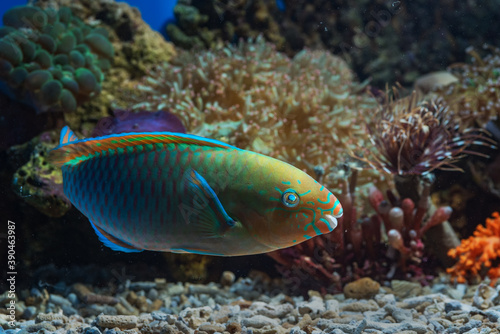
343 277 381 299
458 319 482 333
340 300 379 312
95 315 138 329
473 284 498 309
297 296 325 317
375 294 396 307
391 280 422 299
250 302 294 318
198 322 226 333
325 299 340 313
289 327 307 334
220 271 236 286
22 306 37 320
241 315 280 328
384 304 413 322
445 301 464 313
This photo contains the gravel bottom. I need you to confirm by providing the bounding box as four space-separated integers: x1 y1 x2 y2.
1 271 500 334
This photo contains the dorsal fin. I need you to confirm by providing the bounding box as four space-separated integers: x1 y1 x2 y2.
49 130 238 167
59 126 79 145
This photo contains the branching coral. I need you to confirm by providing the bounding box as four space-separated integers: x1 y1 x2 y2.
0 5 114 113
355 92 495 176
118 37 385 191
447 212 500 285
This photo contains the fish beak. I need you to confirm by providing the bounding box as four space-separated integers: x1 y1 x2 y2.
312 214 338 235
333 206 343 219
323 214 338 230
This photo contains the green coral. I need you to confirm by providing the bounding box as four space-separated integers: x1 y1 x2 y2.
0 5 113 113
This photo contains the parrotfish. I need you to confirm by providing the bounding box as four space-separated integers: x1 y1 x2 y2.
49 126 343 256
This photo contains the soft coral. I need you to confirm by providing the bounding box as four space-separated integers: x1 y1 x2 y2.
447 212 500 285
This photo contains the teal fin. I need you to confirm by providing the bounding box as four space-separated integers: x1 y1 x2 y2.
179 169 236 238
89 221 143 253
59 126 79 146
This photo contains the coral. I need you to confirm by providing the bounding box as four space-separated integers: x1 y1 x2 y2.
167 0 284 50
29 0 177 131
0 5 114 113
91 109 186 137
267 170 452 294
10 132 71 217
355 92 495 176
447 212 500 285
434 45 500 130
118 37 386 191
166 0 500 87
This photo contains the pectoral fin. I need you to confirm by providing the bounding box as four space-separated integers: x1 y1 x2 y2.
179 169 235 238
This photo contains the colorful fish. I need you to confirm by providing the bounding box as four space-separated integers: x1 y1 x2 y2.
49 126 343 256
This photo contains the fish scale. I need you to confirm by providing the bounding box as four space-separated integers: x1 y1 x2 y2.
50 127 343 256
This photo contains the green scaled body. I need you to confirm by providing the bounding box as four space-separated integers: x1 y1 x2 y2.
50 127 343 256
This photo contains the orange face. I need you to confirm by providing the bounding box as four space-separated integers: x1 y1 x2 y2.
224 156 343 251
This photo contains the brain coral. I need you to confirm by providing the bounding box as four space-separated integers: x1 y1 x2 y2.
118 37 385 191
0 5 113 113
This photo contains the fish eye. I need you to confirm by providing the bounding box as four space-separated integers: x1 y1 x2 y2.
281 190 300 207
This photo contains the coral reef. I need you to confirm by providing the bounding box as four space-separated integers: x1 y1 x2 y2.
0 5 114 113
10 131 71 217
434 45 500 130
166 0 500 87
119 37 386 191
267 170 453 294
29 0 177 131
447 211 500 285
91 109 186 137
167 0 284 50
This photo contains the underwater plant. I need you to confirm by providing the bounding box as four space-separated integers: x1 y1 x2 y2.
447 211 500 285
0 5 114 113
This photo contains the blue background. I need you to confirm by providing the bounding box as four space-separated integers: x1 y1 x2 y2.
0 0 178 35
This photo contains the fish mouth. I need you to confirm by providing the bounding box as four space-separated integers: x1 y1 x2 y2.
332 200 343 218
307 214 338 237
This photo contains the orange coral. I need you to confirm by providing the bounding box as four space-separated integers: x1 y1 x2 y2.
447 212 500 284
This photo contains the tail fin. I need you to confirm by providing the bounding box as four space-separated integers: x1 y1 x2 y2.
59 126 79 146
